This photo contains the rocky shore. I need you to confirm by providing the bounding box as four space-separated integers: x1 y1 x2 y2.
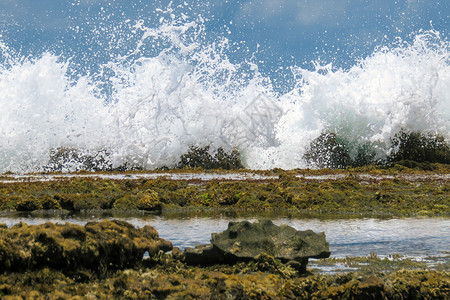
0 220 449 299
0 166 449 216
0 166 449 298
1 264 448 299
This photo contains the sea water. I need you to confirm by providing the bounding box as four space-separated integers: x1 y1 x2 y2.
0 2 449 173
0 213 448 261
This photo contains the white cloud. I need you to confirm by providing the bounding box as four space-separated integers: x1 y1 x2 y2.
75 0 108 6
0 0 24 10
239 0 287 21
0 0 19 6
237 0 349 27
296 1 348 26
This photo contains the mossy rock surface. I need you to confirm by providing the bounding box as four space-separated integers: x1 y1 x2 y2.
0 263 448 299
211 219 331 262
0 220 172 274
184 219 331 275
0 167 448 216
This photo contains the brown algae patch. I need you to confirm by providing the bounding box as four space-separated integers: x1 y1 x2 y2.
0 254 448 299
0 220 172 274
0 167 449 216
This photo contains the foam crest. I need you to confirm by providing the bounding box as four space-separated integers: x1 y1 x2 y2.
0 53 110 172
245 31 450 169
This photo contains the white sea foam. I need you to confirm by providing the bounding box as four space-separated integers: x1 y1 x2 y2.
0 12 449 173
248 31 450 169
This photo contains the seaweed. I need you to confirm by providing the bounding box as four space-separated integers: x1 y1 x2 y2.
0 168 448 216
0 220 172 274
0 258 448 299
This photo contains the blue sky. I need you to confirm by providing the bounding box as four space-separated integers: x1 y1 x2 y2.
0 0 448 82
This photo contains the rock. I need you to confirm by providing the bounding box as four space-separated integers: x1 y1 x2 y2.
212 219 330 261
184 219 330 272
170 247 184 260
0 220 172 274
184 244 224 265
337 276 386 299
286 259 308 273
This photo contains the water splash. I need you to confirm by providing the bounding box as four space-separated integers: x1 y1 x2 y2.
247 30 450 169
0 9 449 172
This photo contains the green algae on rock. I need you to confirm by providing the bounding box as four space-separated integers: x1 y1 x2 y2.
0 220 172 274
0 263 448 299
0 167 448 216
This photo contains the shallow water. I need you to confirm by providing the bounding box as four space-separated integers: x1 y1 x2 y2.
1 171 448 184
0 172 278 183
1 212 448 261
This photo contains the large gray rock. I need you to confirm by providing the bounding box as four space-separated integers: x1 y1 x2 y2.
212 219 330 261
184 219 330 273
